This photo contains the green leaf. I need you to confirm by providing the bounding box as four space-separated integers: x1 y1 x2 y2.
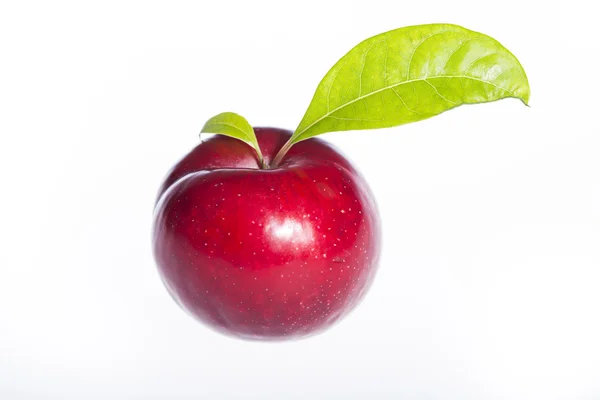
291 23 530 144
200 112 265 167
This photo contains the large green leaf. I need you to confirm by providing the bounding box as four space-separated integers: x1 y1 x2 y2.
200 112 265 166
291 23 530 144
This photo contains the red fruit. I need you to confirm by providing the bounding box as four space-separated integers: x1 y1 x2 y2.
153 128 381 340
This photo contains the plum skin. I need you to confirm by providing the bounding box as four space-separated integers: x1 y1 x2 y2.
153 127 381 340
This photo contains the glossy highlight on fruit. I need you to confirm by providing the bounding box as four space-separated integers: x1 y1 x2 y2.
153 128 381 340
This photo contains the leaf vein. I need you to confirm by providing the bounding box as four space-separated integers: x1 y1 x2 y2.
391 87 422 115
440 38 473 71
327 56 351 113
358 38 387 97
424 79 458 105
295 75 515 140
406 30 449 78
465 53 497 73
327 115 384 122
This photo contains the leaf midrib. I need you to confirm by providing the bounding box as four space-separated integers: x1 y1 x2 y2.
294 75 517 140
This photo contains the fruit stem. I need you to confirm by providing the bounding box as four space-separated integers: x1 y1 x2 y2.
270 139 294 168
254 146 267 170
259 155 267 169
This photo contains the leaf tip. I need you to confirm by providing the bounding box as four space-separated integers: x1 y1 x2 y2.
520 89 531 107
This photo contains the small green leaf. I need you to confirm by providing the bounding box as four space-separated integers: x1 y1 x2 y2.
200 112 265 167
291 23 530 144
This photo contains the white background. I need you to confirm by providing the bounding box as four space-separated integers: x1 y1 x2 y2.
1 1 598 399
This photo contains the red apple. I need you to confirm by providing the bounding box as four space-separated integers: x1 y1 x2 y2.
153 128 381 339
